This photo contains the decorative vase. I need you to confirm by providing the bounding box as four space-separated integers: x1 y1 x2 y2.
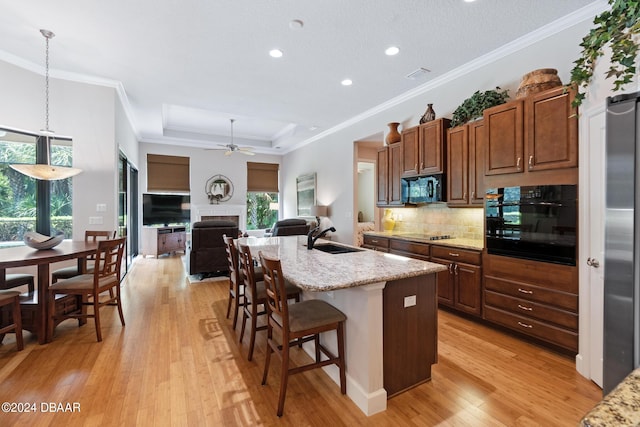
420 104 436 124
516 68 562 99
386 122 401 145
382 209 395 231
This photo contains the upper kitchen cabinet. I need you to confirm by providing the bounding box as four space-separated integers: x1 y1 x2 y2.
376 143 403 207
526 86 578 171
484 99 524 176
447 120 485 207
401 118 450 177
484 86 578 185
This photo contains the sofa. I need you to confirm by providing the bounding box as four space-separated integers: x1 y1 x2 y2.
269 218 310 236
189 220 239 276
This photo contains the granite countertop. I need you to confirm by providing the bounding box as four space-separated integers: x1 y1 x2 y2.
363 231 484 251
580 369 640 426
238 235 446 291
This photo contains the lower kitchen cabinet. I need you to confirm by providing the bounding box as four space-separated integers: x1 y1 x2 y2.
431 246 482 317
482 253 578 353
362 234 390 252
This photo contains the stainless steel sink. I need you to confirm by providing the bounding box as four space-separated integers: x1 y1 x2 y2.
312 243 363 254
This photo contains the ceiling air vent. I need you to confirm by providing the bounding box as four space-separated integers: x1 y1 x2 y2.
405 67 431 80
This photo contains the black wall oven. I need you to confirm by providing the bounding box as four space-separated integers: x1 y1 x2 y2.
485 185 577 266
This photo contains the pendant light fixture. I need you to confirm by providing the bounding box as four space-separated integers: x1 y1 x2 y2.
10 29 82 180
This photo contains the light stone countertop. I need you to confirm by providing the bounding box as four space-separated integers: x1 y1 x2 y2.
580 368 640 426
238 235 446 291
363 231 484 251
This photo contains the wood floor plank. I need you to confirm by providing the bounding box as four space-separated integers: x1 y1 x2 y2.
0 255 601 426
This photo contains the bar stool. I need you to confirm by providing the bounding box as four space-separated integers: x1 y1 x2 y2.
2 273 34 294
223 235 244 330
0 290 24 351
237 242 300 361
258 251 346 417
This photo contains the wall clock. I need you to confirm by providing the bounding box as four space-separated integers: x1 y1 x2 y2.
205 174 234 204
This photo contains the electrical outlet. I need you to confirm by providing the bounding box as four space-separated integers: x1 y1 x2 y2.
96 203 107 212
404 295 416 308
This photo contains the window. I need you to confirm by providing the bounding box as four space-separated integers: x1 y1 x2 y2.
0 128 73 246
246 162 279 230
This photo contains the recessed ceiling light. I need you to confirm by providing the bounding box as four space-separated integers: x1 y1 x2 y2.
269 49 283 58
341 79 353 86
464 0 477 2
385 46 400 56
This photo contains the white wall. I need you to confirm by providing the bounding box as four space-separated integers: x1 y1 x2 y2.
281 17 594 244
0 60 119 239
138 142 282 230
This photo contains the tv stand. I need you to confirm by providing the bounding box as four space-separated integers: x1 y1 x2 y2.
142 226 186 257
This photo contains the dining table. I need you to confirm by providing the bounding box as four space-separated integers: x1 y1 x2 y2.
0 240 98 344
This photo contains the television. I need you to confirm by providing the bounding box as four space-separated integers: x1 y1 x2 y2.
143 193 191 226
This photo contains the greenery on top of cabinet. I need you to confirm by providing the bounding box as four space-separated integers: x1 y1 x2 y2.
450 87 510 128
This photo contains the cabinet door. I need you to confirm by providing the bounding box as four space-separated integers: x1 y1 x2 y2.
432 258 454 306
401 127 420 176
468 120 485 205
376 147 389 206
388 143 403 205
526 86 578 171
419 118 448 174
454 263 482 316
484 100 524 175
446 125 468 206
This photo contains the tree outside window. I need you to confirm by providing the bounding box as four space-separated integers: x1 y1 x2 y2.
246 192 278 230
0 128 73 246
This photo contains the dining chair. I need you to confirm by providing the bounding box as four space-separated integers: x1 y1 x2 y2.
52 230 116 283
2 273 34 294
223 235 243 330
0 290 24 351
48 237 126 342
237 242 300 361
258 251 347 417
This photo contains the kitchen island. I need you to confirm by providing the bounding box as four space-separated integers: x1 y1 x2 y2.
239 235 446 416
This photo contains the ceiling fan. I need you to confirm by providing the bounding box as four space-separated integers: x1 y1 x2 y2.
210 119 255 156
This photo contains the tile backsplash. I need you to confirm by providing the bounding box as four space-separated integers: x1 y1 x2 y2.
386 204 484 240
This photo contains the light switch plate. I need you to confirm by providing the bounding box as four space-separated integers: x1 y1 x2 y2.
404 295 416 308
96 203 107 212
89 216 103 225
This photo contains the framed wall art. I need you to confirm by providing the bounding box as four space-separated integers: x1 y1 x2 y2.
296 173 316 216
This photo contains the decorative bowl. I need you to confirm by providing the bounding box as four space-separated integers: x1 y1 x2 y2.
23 231 64 250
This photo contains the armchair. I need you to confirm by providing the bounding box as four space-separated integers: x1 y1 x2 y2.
269 218 310 236
189 220 239 276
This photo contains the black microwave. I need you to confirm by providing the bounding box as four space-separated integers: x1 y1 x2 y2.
485 185 577 265
401 174 445 204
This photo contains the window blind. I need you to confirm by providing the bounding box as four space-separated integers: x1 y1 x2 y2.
247 162 279 192
147 154 190 192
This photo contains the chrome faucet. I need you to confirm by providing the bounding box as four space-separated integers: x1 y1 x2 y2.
307 226 336 250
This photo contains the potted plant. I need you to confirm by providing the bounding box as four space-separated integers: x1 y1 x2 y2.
570 0 640 107
449 87 510 128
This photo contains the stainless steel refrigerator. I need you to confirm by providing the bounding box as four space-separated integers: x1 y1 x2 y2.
604 91 640 394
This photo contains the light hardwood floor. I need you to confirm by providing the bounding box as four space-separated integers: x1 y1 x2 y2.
0 254 601 426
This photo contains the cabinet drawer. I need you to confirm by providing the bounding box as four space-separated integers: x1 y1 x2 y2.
484 276 577 313
431 246 481 265
363 235 390 250
389 239 430 260
483 254 577 293
484 290 577 330
484 305 577 352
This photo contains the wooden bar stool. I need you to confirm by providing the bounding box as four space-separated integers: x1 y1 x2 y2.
258 251 346 417
0 290 24 351
237 242 300 361
223 235 244 330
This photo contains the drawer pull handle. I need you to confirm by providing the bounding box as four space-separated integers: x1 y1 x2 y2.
517 304 533 311
517 288 533 295
448 253 460 257
518 321 533 329
371 239 378 243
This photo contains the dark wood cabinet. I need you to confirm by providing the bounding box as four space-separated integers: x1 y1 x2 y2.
526 86 578 171
447 120 485 207
389 238 430 261
362 234 390 252
401 118 450 177
431 245 482 317
484 87 578 184
376 143 403 207
482 253 578 353
484 99 524 176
